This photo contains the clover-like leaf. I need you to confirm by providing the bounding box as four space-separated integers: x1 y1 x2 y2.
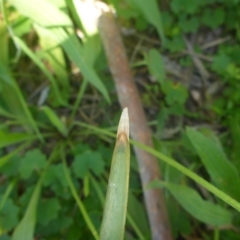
19 149 47 179
72 150 105 179
0 198 19 232
37 198 61 225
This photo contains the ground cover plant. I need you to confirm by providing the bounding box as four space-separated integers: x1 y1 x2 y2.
0 0 240 239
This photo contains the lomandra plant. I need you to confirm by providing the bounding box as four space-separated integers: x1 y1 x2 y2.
100 108 130 240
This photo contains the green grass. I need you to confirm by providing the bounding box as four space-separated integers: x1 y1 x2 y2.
0 0 240 239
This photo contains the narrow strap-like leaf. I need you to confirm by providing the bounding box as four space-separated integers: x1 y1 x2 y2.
100 108 130 240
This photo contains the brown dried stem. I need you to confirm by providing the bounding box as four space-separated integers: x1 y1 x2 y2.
97 7 173 240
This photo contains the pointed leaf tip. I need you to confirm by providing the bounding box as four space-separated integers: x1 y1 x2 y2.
117 108 129 139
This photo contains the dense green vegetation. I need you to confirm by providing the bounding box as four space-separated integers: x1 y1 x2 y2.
0 0 240 239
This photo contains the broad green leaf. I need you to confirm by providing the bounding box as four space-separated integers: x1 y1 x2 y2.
162 81 188 106
153 181 232 226
179 15 199 33
230 115 240 166
90 174 146 240
127 192 150 239
0 156 20 177
12 178 42 240
211 54 230 75
60 33 110 103
145 49 165 84
0 131 35 148
187 127 240 201
165 36 185 53
42 163 68 187
73 0 102 65
47 0 66 8
72 150 105 179
100 108 130 240
167 197 191 237
170 0 201 14
0 198 19 233
202 8 225 29
11 16 32 37
73 0 97 36
129 0 165 43
0 143 28 169
62 149 99 240
10 0 110 103
9 0 72 27
36 215 72 237
19 149 47 179
37 198 60 225
41 106 68 137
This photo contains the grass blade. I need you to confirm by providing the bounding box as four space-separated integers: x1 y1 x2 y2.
152 181 232 226
34 24 69 90
130 0 165 44
76 122 240 213
13 36 66 106
9 0 110 103
186 127 240 201
12 178 42 240
9 0 72 27
0 61 42 140
0 179 16 212
41 106 68 137
0 142 29 169
0 131 35 148
100 108 130 240
61 148 99 240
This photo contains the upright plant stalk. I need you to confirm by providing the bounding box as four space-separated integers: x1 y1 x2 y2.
97 5 173 240
100 108 130 240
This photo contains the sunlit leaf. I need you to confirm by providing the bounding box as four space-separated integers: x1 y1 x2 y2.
10 0 110 103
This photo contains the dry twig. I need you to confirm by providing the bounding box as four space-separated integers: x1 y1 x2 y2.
97 5 173 240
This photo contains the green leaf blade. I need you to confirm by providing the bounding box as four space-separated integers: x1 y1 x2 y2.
187 127 240 201
19 149 47 179
155 181 232 226
41 106 68 137
145 49 165 84
100 108 130 240
12 179 42 240
130 0 165 43
0 131 35 148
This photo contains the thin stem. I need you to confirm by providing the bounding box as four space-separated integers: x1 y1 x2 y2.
61 146 99 240
70 79 88 121
77 121 240 212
